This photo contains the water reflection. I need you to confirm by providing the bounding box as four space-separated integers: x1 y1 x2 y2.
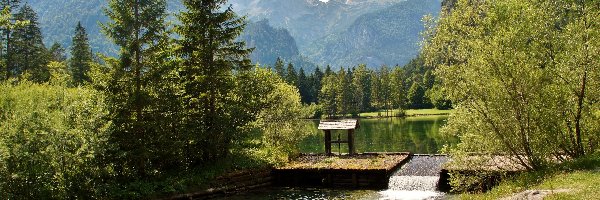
299 116 456 154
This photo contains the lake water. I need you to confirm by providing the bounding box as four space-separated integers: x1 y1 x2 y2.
300 115 456 154
215 116 456 200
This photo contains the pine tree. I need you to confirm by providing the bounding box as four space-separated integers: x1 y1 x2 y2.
102 0 170 175
11 4 48 82
297 67 310 104
274 57 285 78
285 63 297 85
0 0 20 80
312 66 324 103
69 22 92 86
325 65 333 76
48 42 66 62
175 0 252 163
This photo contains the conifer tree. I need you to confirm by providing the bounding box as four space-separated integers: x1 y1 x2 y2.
285 63 297 85
312 66 324 103
175 0 252 163
102 0 170 174
274 57 285 78
0 0 20 80
48 42 66 62
11 4 48 82
69 22 92 86
297 67 310 104
324 65 333 76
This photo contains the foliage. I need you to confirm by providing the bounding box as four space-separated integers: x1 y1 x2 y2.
100 0 173 178
424 0 600 170
174 0 254 164
319 74 339 118
0 82 110 199
69 22 92 86
10 4 49 83
240 67 309 165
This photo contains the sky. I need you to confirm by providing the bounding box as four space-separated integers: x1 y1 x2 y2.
319 0 330 2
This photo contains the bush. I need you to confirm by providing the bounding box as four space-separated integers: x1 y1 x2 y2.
393 109 406 117
301 103 323 119
0 82 110 199
237 67 310 166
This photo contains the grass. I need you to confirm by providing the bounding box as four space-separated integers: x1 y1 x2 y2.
455 154 600 200
279 154 410 170
359 109 453 118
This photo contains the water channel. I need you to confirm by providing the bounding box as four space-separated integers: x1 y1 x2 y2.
216 115 457 200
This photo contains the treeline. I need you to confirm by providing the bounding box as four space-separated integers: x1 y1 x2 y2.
0 2 94 85
0 0 308 199
269 56 452 118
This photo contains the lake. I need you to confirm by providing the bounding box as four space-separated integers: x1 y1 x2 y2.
215 115 457 200
300 115 456 154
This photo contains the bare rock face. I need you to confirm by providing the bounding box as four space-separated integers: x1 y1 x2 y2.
500 189 571 200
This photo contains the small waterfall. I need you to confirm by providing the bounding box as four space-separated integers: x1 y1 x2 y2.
379 156 448 200
388 176 440 191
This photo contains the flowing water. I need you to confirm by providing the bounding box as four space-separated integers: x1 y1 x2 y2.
214 116 456 200
379 156 449 200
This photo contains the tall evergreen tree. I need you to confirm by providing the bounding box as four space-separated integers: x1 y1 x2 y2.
312 66 324 103
175 0 253 163
0 0 20 80
11 4 48 82
273 57 285 78
285 63 297 85
69 22 92 86
324 65 333 76
297 67 311 104
102 0 170 175
48 42 66 62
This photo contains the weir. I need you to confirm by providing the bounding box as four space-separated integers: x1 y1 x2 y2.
380 155 449 200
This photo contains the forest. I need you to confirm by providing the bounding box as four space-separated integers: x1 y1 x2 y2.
269 56 451 118
0 0 309 198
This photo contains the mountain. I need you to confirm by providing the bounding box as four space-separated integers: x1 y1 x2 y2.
24 0 183 55
20 0 442 69
241 19 316 70
229 0 406 51
241 20 300 66
231 0 442 68
304 0 442 67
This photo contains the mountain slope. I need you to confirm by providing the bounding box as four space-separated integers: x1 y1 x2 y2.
21 0 441 69
241 20 300 65
24 0 183 55
304 0 442 67
230 0 406 50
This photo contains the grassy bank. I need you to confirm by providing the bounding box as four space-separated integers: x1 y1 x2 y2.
456 154 600 199
359 109 453 118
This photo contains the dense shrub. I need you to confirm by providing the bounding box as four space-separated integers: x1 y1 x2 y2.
0 82 110 199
